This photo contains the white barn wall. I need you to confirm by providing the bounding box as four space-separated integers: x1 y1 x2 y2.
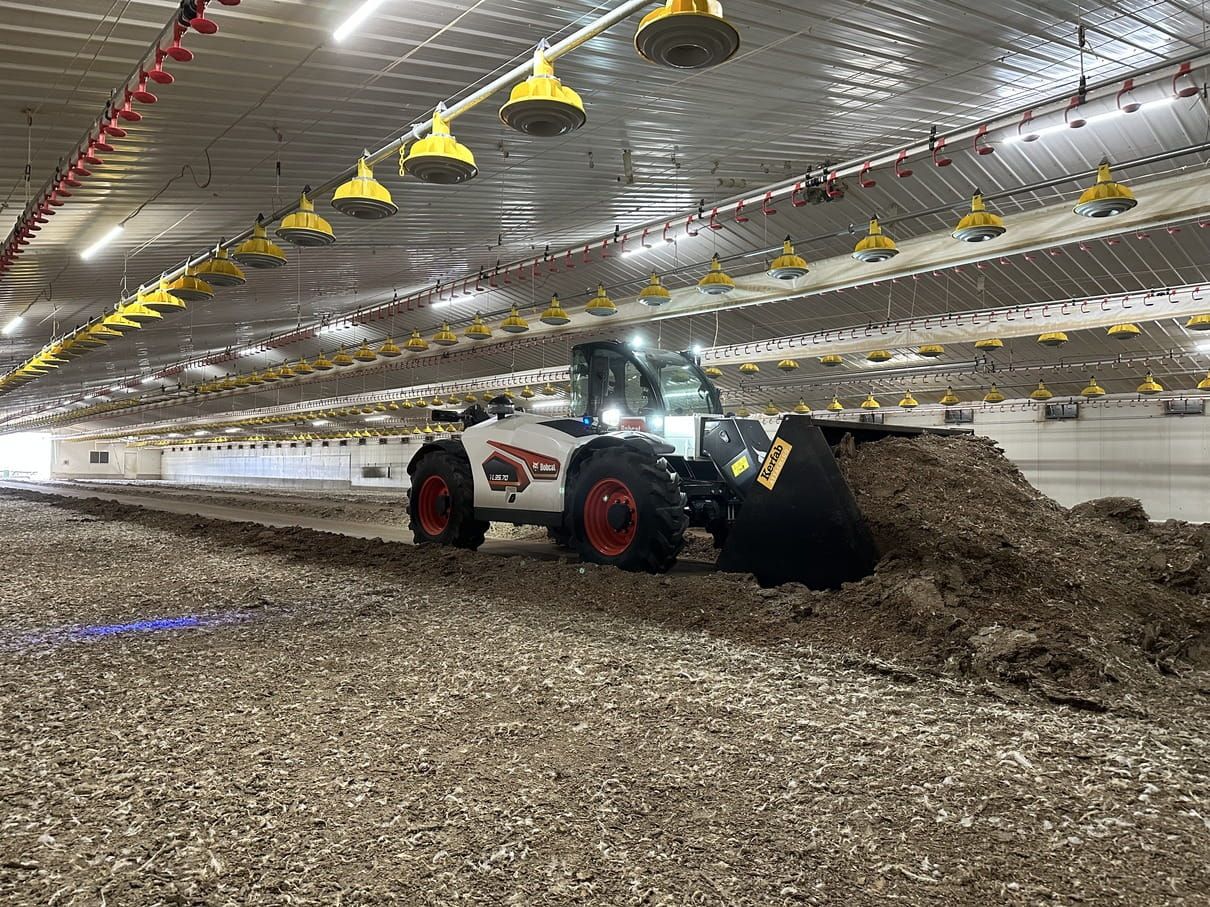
118 402 1207 521
52 440 162 480
159 438 421 491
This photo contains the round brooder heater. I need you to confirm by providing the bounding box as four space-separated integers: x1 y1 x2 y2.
697 254 735 295
766 237 809 280
852 217 899 263
332 158 398 219
232 219 287 269
1073 162 1137 218
634 0 740 70
277 192 336 247
500 49 586 137
402 109 478 185
952 193 1006 243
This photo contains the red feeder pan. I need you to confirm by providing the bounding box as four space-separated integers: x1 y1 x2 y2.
117 94 143 123
102 114 128 139
71 158 92 179
148 49 174 85
166 24 194 63
190 1 219 33
48 192 66 207
93 132 115 154
131 74 157 105
81 145 104 167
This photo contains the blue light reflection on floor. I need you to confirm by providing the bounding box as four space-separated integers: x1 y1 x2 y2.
2 612 251 650
75 616 206 637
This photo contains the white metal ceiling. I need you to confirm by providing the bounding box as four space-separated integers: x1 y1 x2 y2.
1 0 1209 425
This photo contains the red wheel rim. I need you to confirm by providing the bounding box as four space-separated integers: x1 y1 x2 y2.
582 478 637 557
417 474 451 536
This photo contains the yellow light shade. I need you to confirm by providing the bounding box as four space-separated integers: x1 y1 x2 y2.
793 398 811 414
332 158 397 219
938 386 960 406
332 348 355 367
402 108 478 185
540 294 570 325
1029 380 1054 401
540 383 558 396
312 353 334 371
853 217 899 262
500 306 530 333
520 385 536 399
634 0 740 70
1073 162 1137 218
1137 371 1163 395
638 272 672 306
697 253 735 295
953 192 1006 243
777 358 799 372
767 236 809 280
983 384 1006 403
586 284 617 317
1197 370 1210 391
432 323 458 346
1107 322 1141 340
1186 313 1210 331
762 401 780 416
974 337 1004 351
117 300 164 323
860 393 880 410
735 405 751 417
866 349 892 363
465 314 492 340
246 372 265 386
377 337 402 358
462 393 477 403
819 354 843 367
400 399 414 409
138 278 186 313
294 358 315 375
899 391 920 409
232 219 287 269
1081 376 1106 397
917 343 945 358
353 343 377 363
1037 331 1069 347
277 362 296 379
703 365 722 379
404 330 429 352
277 192 336 247
499 48 586 137
196 247 246 287
168 267 214 302
738 362 760 376
261 368 280 383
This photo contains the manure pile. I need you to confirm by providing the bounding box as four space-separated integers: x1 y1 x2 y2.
825 434 1209 705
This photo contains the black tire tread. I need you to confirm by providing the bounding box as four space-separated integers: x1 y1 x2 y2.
408 451 488 549
570 446 686 573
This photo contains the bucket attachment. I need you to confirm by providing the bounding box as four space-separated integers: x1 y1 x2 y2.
716 416 878 589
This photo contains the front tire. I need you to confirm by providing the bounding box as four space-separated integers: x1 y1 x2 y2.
570 447 686 572
408 451 488 549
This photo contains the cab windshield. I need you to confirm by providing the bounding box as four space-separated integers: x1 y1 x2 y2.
634 349 718 416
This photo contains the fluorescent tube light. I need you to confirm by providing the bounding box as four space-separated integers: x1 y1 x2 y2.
80 225 124 261
333 0 387 42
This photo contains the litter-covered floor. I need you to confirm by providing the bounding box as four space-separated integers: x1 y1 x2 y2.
1 464 1206 904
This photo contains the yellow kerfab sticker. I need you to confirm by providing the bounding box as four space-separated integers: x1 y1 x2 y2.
730 454 750 477
756 438 792 490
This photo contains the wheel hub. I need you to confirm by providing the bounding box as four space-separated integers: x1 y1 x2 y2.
606 500 633 532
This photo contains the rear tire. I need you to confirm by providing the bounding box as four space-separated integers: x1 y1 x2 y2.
408 451 488 549
570 447 686 572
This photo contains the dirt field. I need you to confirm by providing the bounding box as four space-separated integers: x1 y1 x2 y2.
1 476 1207 904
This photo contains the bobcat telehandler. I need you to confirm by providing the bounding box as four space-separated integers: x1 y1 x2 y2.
407 340 937 588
